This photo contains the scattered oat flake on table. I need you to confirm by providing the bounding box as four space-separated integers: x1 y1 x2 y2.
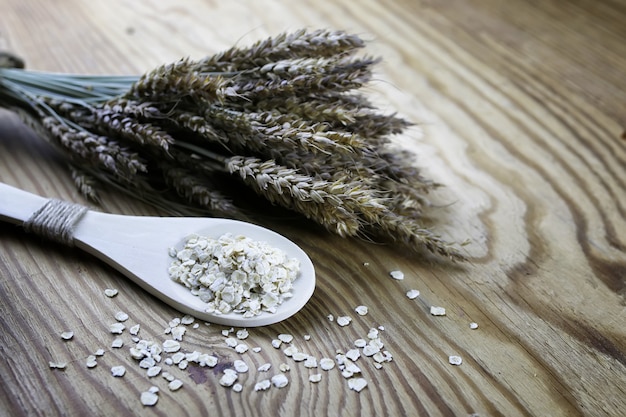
114 311 129 322
168 379 183 391
111 338 124 348
104 288 118 298
236 329 249 340
279 363 291 372
320 358 335 371
470 322 479 329
94 349 105 356
327 314 334 322
309 374 322 383
354 339 367 348
234 360 249 373
278 333 293 343
406 289 420 299
235 343 249 353
219 370 238 387
303 334 311 341
271 374 289 388
449 355 463 366
389 270 404 280
147 366 162 377
111 365 126 377
354 305 368 316
61 331 74 340
86 355 98 368
232 383 243 393
348 377 368 392
181 315 195 325
346 349 360 361
140 391 158 406
254 379 271 391
258 363 272 372
337 316 352 327
304 356 318 368
162 339 181 353
283 345 298 357
109 323 125 334
225 337 238 348
49 361 67 369
129 324 140 335
430 306 446 316
252 347 262 353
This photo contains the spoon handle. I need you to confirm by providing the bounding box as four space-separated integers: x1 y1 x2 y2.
0 183 48 225
0 183 88 246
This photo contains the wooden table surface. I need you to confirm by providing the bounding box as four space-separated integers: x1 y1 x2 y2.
1 1 625 416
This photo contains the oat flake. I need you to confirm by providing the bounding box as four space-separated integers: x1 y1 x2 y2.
104 288 118 298
348 377 368 392
389 270 404 280
111 365 126 377
430 306 446 316
140 391 158 406
449 355 463 366
406 289 420 299
354 305 368 316
254 379 271 391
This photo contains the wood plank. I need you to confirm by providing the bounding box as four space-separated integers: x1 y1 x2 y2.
1 0 624 416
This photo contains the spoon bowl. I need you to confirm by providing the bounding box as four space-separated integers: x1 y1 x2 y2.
0 183 315 327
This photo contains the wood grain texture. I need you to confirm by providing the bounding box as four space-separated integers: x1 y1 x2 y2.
1 1 625 416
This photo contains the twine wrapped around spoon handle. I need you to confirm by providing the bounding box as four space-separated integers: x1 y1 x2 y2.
23 199 88 246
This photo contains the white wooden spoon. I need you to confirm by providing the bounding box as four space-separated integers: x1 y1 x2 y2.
0 183 315 327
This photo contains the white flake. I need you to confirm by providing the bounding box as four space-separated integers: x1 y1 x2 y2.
254 379 271 391
303 356 318 368
168 379 183 391
104 288 118 298
278 334 293 343
129 324 140 335
147 366 161 377
430 306 446 316
337 316 352 327
235 343 249 353
109 323 125 334
389 270 404 280
348 377 368 392
354 305 368 316
470 322 479 329
271 374 289 388
114 311 129 322
258 363 272 372
86 355 97 368
162 339 181 353
111 338 124 348
140 391 158 406
449 355 463 366
234 360 249 373
309 374 322 383
219 370 238 387
111 365 126 377
319 358 335 371
406 289 420 299
48 361 67 369
61 331 74 341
